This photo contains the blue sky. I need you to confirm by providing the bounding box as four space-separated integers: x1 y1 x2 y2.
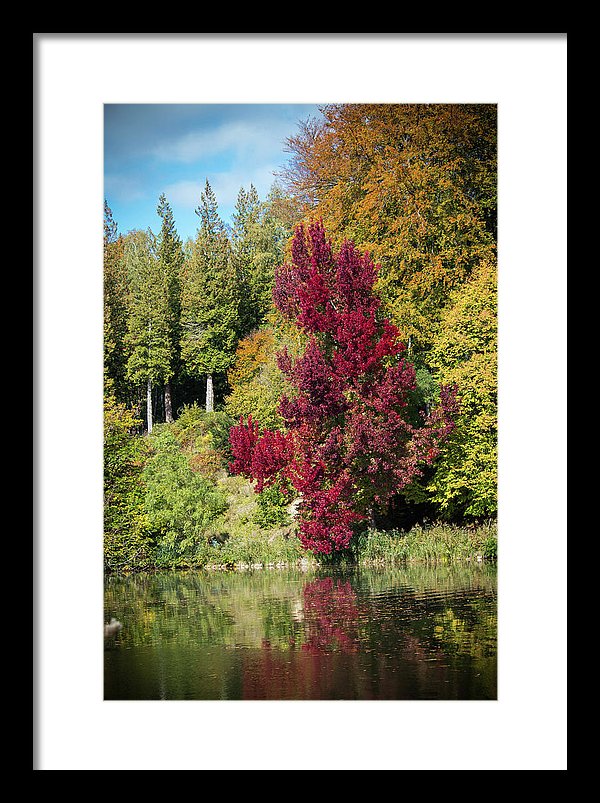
104 104 324 242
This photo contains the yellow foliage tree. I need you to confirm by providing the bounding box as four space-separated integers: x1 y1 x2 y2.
425 257 497 517
281 103 497 356
225 328 288 430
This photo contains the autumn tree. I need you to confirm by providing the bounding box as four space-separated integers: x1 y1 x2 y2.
124 229 173 433
281 104 497 358
229 222 458 554
425 257 498 518
156 194 184 422
225 328 287 430
180 180 239 412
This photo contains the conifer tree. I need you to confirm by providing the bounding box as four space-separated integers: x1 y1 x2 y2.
124 229 173 433
231 183 291 335
231 184 261 335
156 194 184 422
180 180 239 412
103 202 129 401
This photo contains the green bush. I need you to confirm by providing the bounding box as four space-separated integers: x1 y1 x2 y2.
142 428 228 565
103 395 153 572
172 404 234 458
253 478 292 529
483 534 498 561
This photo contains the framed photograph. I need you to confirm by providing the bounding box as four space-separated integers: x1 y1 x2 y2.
34 33 566 771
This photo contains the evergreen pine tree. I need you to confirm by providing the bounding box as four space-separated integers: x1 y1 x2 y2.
231 183 290 336
103 202 129 402
124 229 173 433
156 194 184 422
231 184 261 335
180 180 239 412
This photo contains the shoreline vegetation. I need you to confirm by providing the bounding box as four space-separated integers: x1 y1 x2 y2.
104 400 498 576
105 435 497 574
104 405 497 575
105 520 498 575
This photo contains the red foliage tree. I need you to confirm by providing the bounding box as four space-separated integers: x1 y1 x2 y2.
230 221 458 554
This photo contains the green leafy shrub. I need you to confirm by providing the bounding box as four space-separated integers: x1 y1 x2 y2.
483 534 498 561
253 477 292 529
103 395 153 572
170 403 235 474
142 428 228 566
404 367 440 426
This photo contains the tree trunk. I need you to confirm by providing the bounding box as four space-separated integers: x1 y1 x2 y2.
164 381 174 423
206 373 214 413
147 378 153 434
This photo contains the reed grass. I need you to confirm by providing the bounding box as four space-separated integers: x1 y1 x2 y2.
354 521 498 566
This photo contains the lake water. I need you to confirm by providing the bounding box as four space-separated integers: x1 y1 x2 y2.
104 563 497 700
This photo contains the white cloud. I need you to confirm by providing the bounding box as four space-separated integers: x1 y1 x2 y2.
162 175 241 210
149 113 297 166
151 120 260 163
104 173 146 202
210 168 274 209
161 179 202 206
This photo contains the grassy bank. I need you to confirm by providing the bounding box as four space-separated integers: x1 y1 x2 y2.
353 520 498 567
144 520 498 572
106 476 497 575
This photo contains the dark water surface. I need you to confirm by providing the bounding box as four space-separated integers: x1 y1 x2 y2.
104 564 497 700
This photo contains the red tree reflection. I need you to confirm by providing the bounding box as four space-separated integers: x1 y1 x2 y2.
300 577 359 655
241 576 361 699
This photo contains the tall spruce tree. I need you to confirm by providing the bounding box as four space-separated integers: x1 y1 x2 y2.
124 229 173 433
156 194 183 422
231 184 261 335
103 202 129 402
180 180 239 412
231 183 291 336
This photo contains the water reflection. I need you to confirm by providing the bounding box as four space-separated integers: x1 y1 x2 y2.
300 578 359 654
104 564 496 700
